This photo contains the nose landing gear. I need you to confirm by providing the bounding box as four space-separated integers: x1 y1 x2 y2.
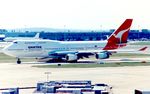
17 58 21 64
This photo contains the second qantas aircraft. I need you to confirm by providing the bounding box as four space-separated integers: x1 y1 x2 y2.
3 19 133 64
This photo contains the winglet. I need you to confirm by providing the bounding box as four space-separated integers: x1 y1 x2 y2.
138 46 148 51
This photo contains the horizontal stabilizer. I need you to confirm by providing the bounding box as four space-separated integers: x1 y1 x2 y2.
138 46 148 51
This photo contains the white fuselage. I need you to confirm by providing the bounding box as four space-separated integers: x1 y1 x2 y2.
3 39 107 58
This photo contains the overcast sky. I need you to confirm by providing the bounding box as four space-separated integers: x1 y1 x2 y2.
0 0 149 29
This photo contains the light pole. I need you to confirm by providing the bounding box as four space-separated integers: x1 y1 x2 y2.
44 72 51 93
45 72 51 82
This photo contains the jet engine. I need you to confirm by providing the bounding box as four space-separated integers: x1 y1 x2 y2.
65 54 78 61
95 52 110 59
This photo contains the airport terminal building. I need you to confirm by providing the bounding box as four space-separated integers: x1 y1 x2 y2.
0 28 150 41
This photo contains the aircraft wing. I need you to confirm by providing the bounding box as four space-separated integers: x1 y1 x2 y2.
48 46 148 60
48 50 93 58
49 51 78 56
48 50 111 60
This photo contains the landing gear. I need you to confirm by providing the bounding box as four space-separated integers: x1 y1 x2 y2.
68 60 78 63
17 58 21 64
98 60 105 64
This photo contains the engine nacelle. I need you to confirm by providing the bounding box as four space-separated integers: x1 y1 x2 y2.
66 54 78 61
95 52 109 59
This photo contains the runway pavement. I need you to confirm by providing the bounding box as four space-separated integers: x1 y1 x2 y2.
78 57 150 63
0 60 150 94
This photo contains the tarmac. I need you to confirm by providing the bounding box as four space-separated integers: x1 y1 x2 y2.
0 60 150 94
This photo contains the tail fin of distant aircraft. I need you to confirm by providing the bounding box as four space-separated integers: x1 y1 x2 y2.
103 19 133 50
34 33 40 39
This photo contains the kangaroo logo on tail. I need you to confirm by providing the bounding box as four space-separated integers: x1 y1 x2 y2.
113 27 130 43
103 19 133 50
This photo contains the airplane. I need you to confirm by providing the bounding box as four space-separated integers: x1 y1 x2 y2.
3 32 40 42
2 19 133 64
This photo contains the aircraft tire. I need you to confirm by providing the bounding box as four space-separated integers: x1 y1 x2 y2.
17 59 21 64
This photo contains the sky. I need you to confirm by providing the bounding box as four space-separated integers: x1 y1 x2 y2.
0 0 149 29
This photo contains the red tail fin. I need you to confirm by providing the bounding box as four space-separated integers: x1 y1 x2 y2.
108 19 133 43
103 19 133 50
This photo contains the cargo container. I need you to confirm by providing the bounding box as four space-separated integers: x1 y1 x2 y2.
135 89 150 94
55 80 91 85
63 84 91 88
35 80 112 94
1 88 19 94
41 85 55 93
56 88 81 94
37 82 45 91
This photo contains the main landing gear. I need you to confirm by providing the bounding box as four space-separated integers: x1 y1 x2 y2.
17 58 21 64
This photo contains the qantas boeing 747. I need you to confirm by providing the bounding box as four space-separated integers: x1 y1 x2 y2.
2 19 133 64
